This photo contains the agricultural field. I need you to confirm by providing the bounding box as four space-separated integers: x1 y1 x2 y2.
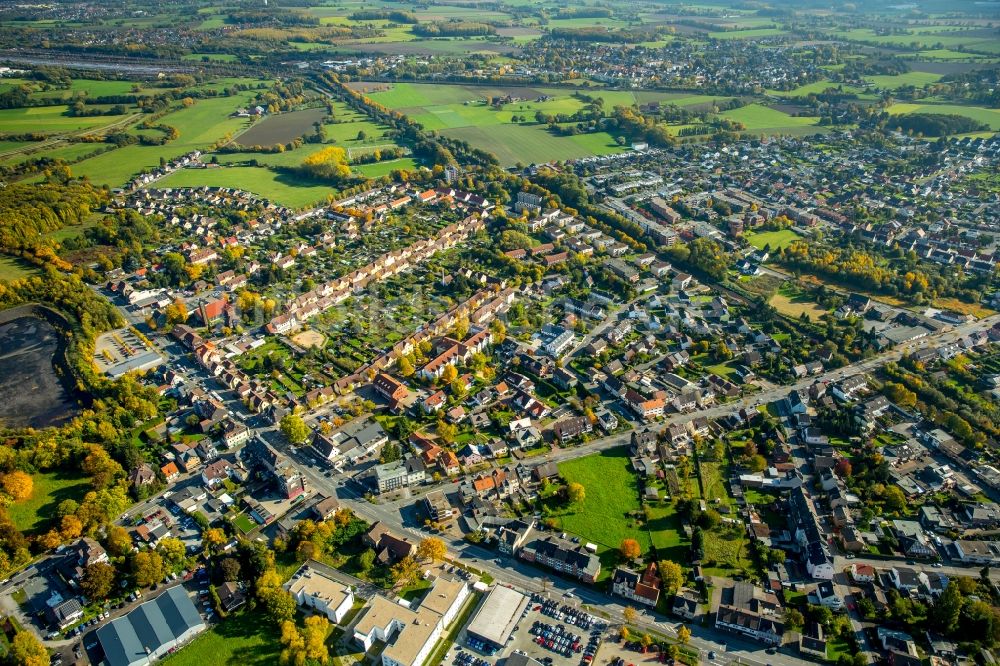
767 80 866 98
7 470 91 534
70 90 262 187
708 27 788 40
0 105 132 134
350 82 741 163
830 27 1000 53
719 104 820 133
155 166 336 209
886 103 1000 131
235 107 329 147
865 71 944 90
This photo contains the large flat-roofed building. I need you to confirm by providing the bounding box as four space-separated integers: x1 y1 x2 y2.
96 586 206 666
284 562 355 623
353 576 470 666
465 585 529 654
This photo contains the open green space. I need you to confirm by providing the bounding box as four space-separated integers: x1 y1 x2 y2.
555 448 649 553
709 27 788 39
767 81 865 97
442 124 625 166
155 166 335 208
886 102 1000 131
0 105 131 134
69 90 263 187
7 470 91 534
745 228 801 250
0 255 41 282
719 104 819 132
865 71 944 89
768 284 828 321
161 611 281 666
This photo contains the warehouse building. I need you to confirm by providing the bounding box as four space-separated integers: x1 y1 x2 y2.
465 585 529 655
96 586 206 666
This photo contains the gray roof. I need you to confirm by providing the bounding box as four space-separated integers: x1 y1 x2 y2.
97 586 205 666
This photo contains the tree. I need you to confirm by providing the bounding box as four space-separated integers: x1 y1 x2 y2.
263 587 297 622
221 557 242 582
302 615 330 663
80 562 116 600
436 420 457 444
620 626 631 642
883 486 907 513
279 620 304 666
441 364 459 384
566 482 586 505
391 555 420 587
640 634 653 650
417 537 447 563
677 625 691 644
490 318 506 344
667 644 680 661
358 548 376 573
930 581 962 634
398 356 415 377
1 470 32 501
748 454 768 473
106 525 133 557
785 607 805 631
623 606 638 624
60 514 82 540
164 298 188 325
281 414 310 445
835 458 852 478
300 146 351 181
157 537 187 571
9 631 47 666
132 550 164 588
81 444 124 489
620 538 642 560
659 560 683 595
203 527 227 553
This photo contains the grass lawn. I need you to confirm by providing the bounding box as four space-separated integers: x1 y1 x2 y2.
8 470 91 534
0 255 40 282
767 81 864 97
555 447 649 553
719 104 819 133
646 501 687 563
155 166 336 208
768 286 828 321
745 228 801 250
161 611 281 666
233 514 256 534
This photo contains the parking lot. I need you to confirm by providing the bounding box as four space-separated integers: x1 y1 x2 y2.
448 592 608 666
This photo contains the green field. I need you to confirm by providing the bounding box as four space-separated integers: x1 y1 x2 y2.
556 448 650 553
865 72 944 90
155 166 336 208
355 82 723 163
767 81 865 97
0 105 130 134
768 284 828 321
709 27 787 39
0 142 109 166
444 124 625 166
0 255 41 282
745 228 801 250
719 104 820 133
831 28 1000 53
161 612 281 666
887 102 1000 131
7 470 91 534
353 157 419 178
70 91 261 187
